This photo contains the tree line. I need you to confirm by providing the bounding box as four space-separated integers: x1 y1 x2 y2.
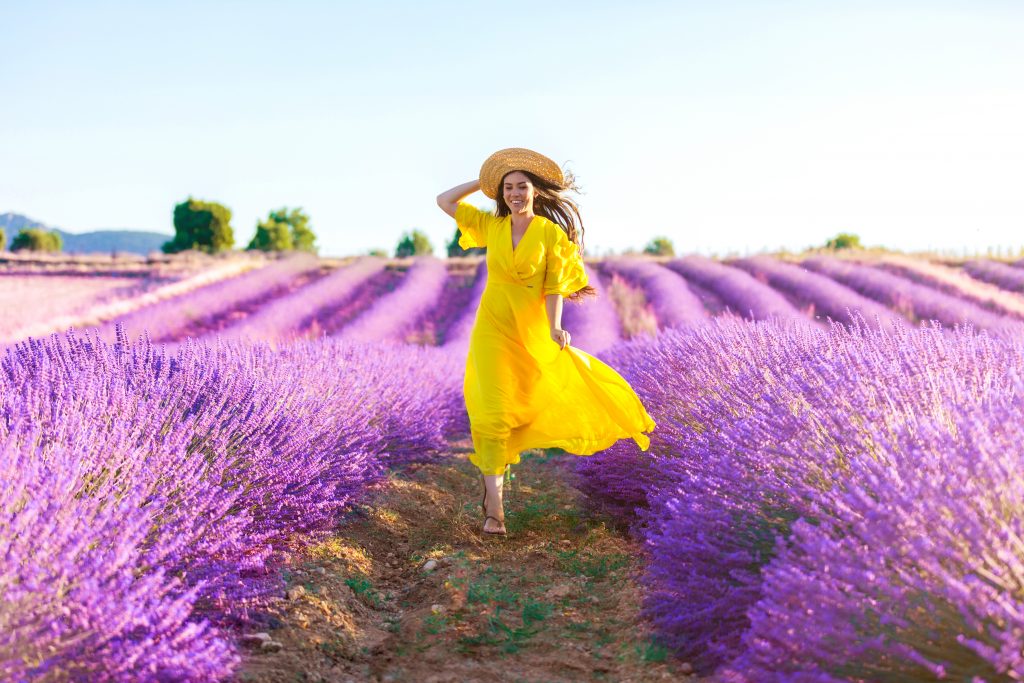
2 228 63 253
162 198 318 255
398 229 681 259
1 200 867 257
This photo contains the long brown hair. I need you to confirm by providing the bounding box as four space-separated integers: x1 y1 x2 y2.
495 169 597 302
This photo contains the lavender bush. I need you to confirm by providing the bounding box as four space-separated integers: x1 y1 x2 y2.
872 254 1024 319
730 388 1024 681
803 255 1024 336
1 259 257 345
666 255 804 321
0 328 463 681
337 256 449 344
734 255 908 328
601 257 707 329
92 254 320 343
441 260 487 349
577 316 1024 679
963 259 1024 294
218 256 386 343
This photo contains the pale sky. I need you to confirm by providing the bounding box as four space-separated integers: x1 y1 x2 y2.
2 0 1022 257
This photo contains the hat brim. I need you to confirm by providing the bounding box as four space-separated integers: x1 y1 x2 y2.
479 148 564 200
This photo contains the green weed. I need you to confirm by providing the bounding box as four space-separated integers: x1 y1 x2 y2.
344 573 383 607
556 549 630 580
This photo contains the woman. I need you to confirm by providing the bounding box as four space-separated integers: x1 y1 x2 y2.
436 148 656 535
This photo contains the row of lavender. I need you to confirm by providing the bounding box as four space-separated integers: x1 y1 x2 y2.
574 316 1024 680
15 249 1024 355
8 250 1024 680
92 255 484 350
604 254 1024 337
0 330 464 681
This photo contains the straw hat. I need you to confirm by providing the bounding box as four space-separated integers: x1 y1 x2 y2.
479 148 564 200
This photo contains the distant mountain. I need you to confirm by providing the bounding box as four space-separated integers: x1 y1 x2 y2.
52 229 172 255
1 212 172 255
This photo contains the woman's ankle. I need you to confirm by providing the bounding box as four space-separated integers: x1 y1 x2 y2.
482 474 504 520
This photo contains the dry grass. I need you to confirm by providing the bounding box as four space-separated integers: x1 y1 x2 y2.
604 273 658 340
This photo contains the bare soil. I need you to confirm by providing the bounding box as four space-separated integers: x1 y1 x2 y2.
236 438 696 683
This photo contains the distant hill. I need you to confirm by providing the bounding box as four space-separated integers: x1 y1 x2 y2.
1 212 172 255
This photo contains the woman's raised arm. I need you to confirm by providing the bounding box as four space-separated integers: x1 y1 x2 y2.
436 179 482 218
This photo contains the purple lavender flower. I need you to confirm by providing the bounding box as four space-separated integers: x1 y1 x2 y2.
336 256 449 344
0 327 463 680
601 257 708 329
963 259 1024 294
92 254 321 343
218 256 386 343
734 255 909 328
666 255 805 321
872 253 1024 319
803 255 1024 336
576 315 1024 677
442 260 488 349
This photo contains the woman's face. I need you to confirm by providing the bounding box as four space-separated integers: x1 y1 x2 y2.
502 171 535 215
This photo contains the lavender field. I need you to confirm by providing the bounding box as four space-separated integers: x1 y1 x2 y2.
5 250 1024 681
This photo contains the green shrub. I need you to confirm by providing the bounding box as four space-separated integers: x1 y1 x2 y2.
11 228 62 253
643 236 675 257
824 232 862 250
395 230 433 257
247 207 317 253
163 198 234 254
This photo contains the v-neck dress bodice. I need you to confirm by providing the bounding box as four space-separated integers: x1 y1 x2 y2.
454 201 656 475
510 215 537 253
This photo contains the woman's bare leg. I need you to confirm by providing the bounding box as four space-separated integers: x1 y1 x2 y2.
482 474 505 534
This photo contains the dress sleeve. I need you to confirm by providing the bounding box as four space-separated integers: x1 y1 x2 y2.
455 202 490 249
543 224 589 296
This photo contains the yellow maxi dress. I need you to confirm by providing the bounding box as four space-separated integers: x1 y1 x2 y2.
455 201 657 476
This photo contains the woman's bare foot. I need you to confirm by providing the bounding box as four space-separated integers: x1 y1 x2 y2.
481 474 506 535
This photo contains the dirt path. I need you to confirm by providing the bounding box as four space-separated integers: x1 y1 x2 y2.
237 439 694 683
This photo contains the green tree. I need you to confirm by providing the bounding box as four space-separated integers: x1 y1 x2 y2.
824 232 862 250
11 228 62 253
395 229 434 257
0 228 5 251
367 248 388 257
247 216 294 252
447 226 486 257
643 236 675 257
248 207 317 253
163 197 235 254
288 210 316 253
